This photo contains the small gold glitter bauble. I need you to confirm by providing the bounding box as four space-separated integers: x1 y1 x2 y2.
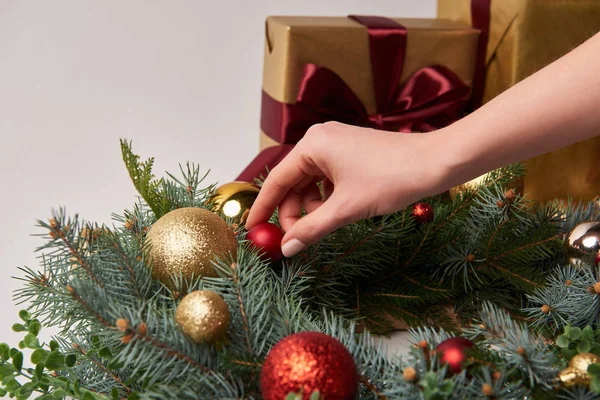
175 290 230 344
146 207 237 288
449 172 524 200
565 221 600 267
213 181 260 223
558 352 600 387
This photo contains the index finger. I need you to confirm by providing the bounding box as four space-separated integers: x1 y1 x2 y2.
245 147 310 229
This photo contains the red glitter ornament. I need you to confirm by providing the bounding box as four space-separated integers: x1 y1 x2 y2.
246 222 284 262
596 253 600 266
435 337 475 374
260 332 358 400
412 202 434 224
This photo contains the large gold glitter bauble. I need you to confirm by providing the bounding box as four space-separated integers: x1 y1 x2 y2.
449 172 524 200
565 221 600 267
146 207 237 288
175 290 230 344
558 352 600 387
213 181 260 223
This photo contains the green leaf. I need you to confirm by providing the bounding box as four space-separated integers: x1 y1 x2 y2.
562 348 578 359
90 336 100 349
31 349 47 364
0 387 6 397
65 354 77 368
589 363 600 377
309 392 322 400
4 376 21 392
11 325 26 333
18 310 30 323
111 388 119 400
98 347 112 359
15 383 33 399
49 341 59 352
11 352 22 372
45 352 65 371
583 326 595 341
17 341 25 350
440 380 454 394
82 393 96 400
556 335 570 348
23 334 40 349
591 376 600 394
0 364 16 379
107 359 125 370
27 320 41 336
0 344 9 362
53 389 67 398
73 380 81 396
127 393 141 400
578 340 592 354
568 327 582 341
35 362 45 379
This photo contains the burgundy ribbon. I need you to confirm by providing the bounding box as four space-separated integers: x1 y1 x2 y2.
470 0 491 110
237 15 471 182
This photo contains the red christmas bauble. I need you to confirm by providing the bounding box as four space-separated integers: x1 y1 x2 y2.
412 202 434 224
260 332 358 400
435 337 475 374
246 222 284 262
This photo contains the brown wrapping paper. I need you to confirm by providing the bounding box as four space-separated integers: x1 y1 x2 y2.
438 0 600 201
259 16 479 151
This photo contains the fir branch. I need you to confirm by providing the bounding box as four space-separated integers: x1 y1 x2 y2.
397 274 453 293
230 262 254 354
120 139 169 218
129 327 213 374
488 263 543 288
45 217 104 288
334 223 385 263
359 375 387 400
69 286 112 328
490 233 564 262
403 224 432 268
73 343 133 395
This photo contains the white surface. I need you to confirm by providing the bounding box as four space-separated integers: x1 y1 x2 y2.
0 1 435 350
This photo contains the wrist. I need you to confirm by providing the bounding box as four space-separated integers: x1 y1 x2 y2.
427 125 481 194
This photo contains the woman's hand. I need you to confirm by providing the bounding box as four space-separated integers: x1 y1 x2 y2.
245 122 453 257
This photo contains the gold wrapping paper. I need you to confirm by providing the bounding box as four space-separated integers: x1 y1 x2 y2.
259 16 479 151
438 0 600 201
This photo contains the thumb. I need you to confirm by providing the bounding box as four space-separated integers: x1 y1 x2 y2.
281 193 357 258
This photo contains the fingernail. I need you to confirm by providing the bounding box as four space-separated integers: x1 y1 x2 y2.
281 238 306 258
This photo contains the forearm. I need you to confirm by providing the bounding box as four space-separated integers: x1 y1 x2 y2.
438 31 600 188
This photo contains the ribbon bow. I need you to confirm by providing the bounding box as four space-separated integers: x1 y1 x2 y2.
237 15 471 182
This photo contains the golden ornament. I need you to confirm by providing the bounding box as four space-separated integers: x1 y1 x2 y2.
558 352 600 387
145 207 237 288
449 172 524 200
175 290 230 344
565 221 600 267
213 181 260 223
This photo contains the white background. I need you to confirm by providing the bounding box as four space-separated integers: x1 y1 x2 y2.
0 0 435 351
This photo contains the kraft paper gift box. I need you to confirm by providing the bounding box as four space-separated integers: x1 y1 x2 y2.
438 0 600 201
237 15 479 182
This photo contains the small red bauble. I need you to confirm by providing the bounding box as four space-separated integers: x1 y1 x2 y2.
246 222 284 262
412 202 434 224
260 332 358 400
596 253 600 266
435 337 475 374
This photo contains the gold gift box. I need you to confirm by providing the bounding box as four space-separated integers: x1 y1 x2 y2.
438 0 600 201
259 16 479 151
